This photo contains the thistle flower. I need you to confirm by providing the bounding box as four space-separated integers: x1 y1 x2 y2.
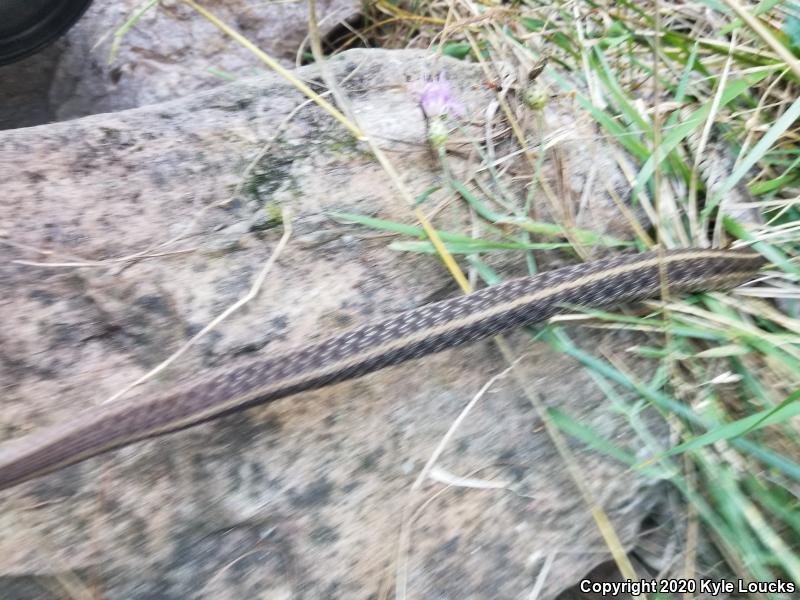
419 73 464 119
418 73 464 148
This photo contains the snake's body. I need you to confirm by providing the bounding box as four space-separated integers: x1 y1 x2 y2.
0 248 765 491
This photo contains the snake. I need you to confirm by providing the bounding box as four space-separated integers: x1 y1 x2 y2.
0 248 765 491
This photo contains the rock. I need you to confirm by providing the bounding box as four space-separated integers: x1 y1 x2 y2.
0 49 668 599
0 0 360 129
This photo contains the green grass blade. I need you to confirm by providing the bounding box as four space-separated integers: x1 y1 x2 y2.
704 95 800 220
647 390 800 461
633 70 773 199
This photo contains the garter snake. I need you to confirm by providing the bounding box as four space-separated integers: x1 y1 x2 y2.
0 248 765 491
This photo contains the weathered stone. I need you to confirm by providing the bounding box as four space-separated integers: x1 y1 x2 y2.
0 49 666 599
0 0 360 129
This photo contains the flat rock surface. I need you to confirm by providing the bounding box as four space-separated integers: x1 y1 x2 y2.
0 49 668 599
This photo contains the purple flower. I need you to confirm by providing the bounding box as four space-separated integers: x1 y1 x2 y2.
419 74 464 119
